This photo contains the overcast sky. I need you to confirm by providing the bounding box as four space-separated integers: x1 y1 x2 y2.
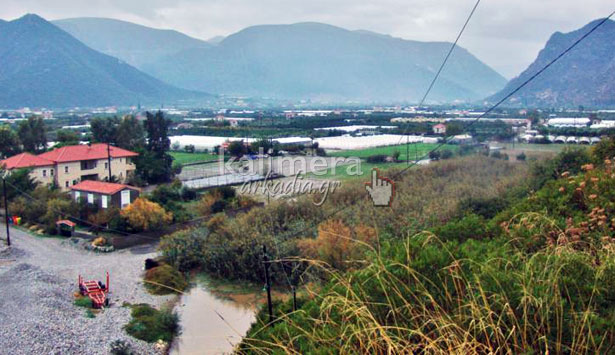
1 0 613 78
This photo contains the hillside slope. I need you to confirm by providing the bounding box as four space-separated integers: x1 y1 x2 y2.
144 22 506 103
488 18 615 108
0 14 204 108
53 17 212 69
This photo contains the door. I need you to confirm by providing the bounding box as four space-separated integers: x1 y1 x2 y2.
121 190 131 208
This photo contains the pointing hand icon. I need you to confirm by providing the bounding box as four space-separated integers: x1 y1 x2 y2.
365 168 395 207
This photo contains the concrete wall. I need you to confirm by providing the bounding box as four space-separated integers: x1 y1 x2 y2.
28 166 55 185
49 157 136 191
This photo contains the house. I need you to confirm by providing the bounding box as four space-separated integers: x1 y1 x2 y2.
70 180 140 209
433 123 447 134
0 152 56 185
1 143 138 191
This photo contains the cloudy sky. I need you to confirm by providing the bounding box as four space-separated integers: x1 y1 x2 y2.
1 0 612 78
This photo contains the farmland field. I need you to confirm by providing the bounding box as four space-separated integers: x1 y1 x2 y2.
170 151 218 165
328 143 457 161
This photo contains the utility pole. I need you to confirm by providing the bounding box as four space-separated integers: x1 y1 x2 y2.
107 143 113 182
2 177 10 246
291 285 297 312
262 245 274 324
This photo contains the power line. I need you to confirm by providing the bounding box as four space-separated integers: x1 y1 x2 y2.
265 8 615 256
398 0 482 150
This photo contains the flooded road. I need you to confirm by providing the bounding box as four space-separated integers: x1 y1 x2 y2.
170 281 258 355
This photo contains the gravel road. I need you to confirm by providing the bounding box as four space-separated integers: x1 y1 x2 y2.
0 228 174 354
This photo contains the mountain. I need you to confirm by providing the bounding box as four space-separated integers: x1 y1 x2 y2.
142 22 506 103
207 35 225 45
488 18 615 108
53 17 212 69
0 14 205 108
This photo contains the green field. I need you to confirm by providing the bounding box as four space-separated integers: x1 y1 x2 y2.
170 151 217 165
328 143 457 161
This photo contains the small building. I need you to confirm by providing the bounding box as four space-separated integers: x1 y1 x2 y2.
433 123 447 135
70 180 140 209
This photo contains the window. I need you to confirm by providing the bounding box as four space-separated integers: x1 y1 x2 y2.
105 162 108 170
120 158 123 163
75 191 80 201
65 181 69 188
73 180 77 185
51 169 54 176
87 193 94 204
64 166 69 173
101 195 108 209
42 170 47 177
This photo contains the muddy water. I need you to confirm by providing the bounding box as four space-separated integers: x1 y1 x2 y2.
170 282 258 355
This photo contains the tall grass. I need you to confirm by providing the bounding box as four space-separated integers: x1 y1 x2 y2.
241 232 615 354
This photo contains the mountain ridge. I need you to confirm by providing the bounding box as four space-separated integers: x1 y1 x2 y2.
53 17 212 69
488 18 615 108
144 21 506 103
0 14 205 108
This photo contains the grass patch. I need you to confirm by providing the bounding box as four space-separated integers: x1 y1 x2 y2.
124 304 179 343
170 151 217 165
310 161 408 180
85 309 96 318
328 143 456 161
74 296 93 308
144 264 189 295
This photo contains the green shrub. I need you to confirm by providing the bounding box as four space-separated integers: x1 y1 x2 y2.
440 150 453 159
74 296 93 308
109 339 133 355
144 264 188 295
366 154 387 163
159 228 208 272
516 152 526 161
124 304 179 343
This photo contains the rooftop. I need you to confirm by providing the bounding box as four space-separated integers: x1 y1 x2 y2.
69 180 139 195
0 152 54 169
38 143 138 163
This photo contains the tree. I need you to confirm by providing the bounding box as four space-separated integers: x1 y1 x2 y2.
445 122 464 137
145 111 171 154
55 129 80 146
1 168 37 202
18 117 47 153
120 198 172 232
0 126 21 158
133 111 175 184
116 115 145 150
90 116 120 144
228 140 246 157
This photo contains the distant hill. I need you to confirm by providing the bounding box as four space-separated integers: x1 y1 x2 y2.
207 35 225 45
142 22 506 103
53 17 212 69
488 18 615 108
0 14 205 108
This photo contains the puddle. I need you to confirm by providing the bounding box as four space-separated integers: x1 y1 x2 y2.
170 281 258 354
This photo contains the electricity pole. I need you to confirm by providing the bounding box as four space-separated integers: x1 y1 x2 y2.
2 177 10 246
262 245 274 324
107 143 113 182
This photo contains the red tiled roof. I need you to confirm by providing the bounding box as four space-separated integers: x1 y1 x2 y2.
0 152 54 169
69 180 140 195
38 143 138 163
56 220 76 227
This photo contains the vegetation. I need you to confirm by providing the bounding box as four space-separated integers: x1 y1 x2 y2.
235 142 615 353
124 304 179 343
169 151 216 165
143 264 188 295
17 116 47 153
120 198 172 232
